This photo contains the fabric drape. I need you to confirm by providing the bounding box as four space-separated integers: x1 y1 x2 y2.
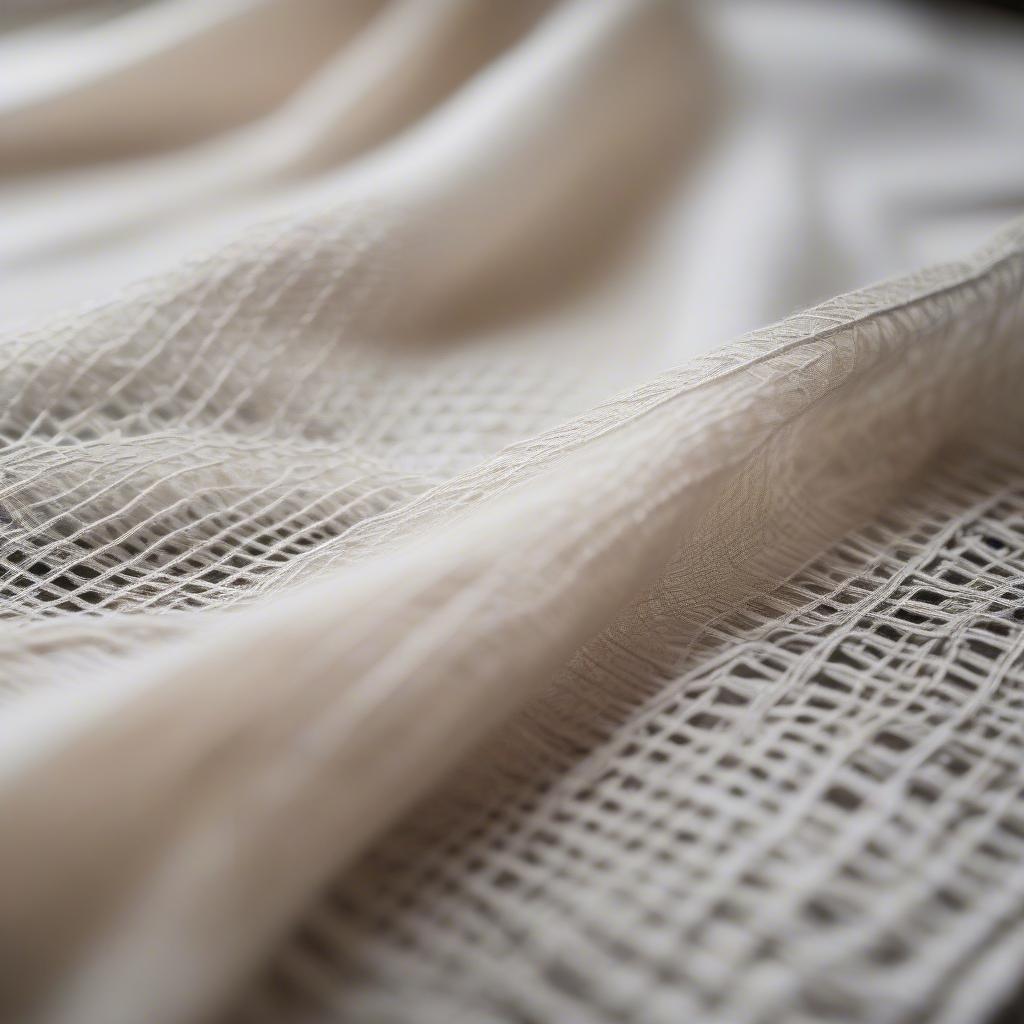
1 2 1023 1023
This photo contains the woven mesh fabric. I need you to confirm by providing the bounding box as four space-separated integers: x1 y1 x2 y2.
2 3 1024 1023
240 447 1024 1024
213 223 1024 1024
1 206 1022 1024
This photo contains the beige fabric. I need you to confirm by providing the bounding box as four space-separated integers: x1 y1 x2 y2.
1 2 1023 1023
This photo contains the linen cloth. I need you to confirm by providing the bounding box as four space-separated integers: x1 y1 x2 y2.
1 2 1024 1023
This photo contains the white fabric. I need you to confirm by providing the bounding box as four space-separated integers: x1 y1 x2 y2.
0 2 1023 1023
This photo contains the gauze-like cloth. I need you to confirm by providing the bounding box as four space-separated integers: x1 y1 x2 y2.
1 2 1024 1023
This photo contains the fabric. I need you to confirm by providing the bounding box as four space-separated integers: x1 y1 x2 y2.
1 2 1023 1023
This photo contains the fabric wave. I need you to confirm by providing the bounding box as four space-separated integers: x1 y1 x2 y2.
1 2 1023 1023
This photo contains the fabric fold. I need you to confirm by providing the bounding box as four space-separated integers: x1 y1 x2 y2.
2 3 1024 1023
1 216 1022 1023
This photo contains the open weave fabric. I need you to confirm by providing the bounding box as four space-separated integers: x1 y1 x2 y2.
1 2 1024 1024
239 445 1024 1024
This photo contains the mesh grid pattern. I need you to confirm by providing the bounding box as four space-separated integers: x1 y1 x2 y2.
0 211 607 646
1 187 1024 1024
244 449 1024 1024
5 3 1024 1022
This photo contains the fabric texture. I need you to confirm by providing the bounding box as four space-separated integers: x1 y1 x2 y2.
1 2 1023 1023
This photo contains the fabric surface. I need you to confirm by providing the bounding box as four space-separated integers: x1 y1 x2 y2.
1 2 1023 1023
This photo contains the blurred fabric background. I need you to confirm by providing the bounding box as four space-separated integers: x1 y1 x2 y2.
3 0 1023 363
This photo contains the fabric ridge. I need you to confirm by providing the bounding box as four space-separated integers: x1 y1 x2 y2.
0 2 1023 1023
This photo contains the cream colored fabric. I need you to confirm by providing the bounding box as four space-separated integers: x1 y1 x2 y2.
1 2 1024 1023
